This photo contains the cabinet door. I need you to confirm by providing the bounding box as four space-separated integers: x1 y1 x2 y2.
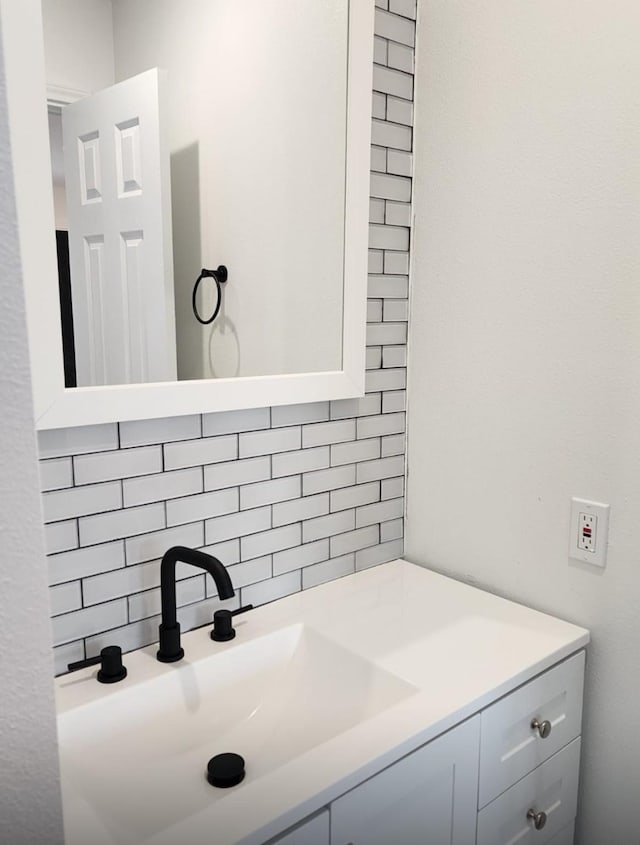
331 716 480 845
267 810 329 845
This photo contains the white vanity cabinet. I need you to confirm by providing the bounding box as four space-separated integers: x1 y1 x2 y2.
268 650 585 845
331 716 480 845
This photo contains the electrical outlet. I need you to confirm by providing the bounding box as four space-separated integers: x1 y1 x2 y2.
569 498 610 567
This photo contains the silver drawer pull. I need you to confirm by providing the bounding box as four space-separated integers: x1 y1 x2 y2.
530 718 552 738
526 809 547 830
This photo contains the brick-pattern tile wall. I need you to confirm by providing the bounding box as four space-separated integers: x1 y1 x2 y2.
38 0 416 675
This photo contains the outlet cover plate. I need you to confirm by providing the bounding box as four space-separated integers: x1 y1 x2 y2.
569 497 610 567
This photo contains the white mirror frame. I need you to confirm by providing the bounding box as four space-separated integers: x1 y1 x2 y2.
1 0 374 429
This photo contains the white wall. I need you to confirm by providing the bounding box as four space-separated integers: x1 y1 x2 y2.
40 0 114 95
0 8 64 842
407 3 640 843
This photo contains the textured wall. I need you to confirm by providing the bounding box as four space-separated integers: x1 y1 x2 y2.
408 2 640 843
0 11 64 843
38 0 416 676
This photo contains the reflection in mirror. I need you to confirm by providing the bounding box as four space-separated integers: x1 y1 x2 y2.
42 0 348 387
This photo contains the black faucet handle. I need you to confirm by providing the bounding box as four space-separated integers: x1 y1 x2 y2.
210 604 253 642
68 645 127 684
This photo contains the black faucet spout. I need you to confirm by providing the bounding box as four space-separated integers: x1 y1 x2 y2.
157 546 235 663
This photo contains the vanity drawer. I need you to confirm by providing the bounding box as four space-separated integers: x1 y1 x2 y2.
476 737 580 845
548 821 576 845
478 650 584 807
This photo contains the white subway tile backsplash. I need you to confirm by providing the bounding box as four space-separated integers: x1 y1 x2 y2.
240 476 301 511
381 517 403 542
123 468 202 507
273 539 329 576
204 456 271 491
374 34 388 64
303 510 355 543
128 574 205 623
272 493 329 528
357 412 405 439
330 437 381 467
272 446 330 477
382 390 407 413
166 488 238 527
205 507 271 546
357 455 405 483
389 0 417 19
368 274 409 298
330 394 382 420
330 482 381 513
356 497 404 529
387 149 413 176
74 446 162 485
384 298 410 321
164 435 237 470
382 345 408 368
374 8 415 45
45 520 78 555
39 13 412 669
54 641 84 676
83 560 160 606
370 171 411 202
302 419 356 449
384 250 410 275
42 481 122 523
52 599 127 646
303 464 356 496
49 581 82 616
201 538 241 567
223 557 272 591
381 476 405 500
373 65 413 100
330 525 379 558
240 571 301 608
372 120 412 151
271 402 329 427
382 433 406 457
386 95 413 126
119 415 201 448
79 503 165 547
356 538 404 571
203 407 270 437
38 424 118 459
388 41 414 73
239 426 301 458
302 554 355 590
240 524 301 562
372 91 386 120
125 522 204 565
365 367 407 393
39 457 73 492
48 541 125 586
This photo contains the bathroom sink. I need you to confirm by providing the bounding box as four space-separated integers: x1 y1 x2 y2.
57 623 416 844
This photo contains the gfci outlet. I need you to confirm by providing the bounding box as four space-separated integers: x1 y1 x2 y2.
569 498 610 568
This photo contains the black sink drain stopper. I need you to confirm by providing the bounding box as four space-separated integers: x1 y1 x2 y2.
207 753 246 788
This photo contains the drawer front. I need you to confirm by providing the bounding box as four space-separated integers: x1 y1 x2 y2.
477 737 580 845
548 821 575 845
479 650 585 807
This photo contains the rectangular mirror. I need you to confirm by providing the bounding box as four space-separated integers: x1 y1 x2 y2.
5 0 373 428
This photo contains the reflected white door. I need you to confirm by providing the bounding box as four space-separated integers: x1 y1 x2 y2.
62 68 176 386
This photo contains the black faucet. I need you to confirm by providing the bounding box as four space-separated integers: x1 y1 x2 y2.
157 546 235 663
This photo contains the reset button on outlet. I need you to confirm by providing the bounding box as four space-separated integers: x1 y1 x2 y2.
569 497 610 568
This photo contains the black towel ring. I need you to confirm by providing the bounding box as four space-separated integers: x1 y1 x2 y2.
192 265 228 325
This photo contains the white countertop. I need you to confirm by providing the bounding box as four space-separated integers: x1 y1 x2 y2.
55 559 589 845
